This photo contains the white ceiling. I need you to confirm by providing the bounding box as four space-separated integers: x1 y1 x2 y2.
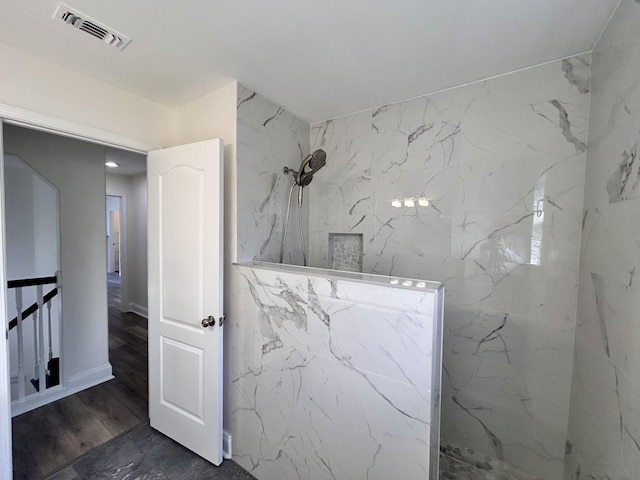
0 0 620 123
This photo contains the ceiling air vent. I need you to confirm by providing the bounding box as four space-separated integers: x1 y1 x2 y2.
53 3 131 51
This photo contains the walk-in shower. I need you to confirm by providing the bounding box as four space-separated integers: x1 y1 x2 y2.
280 149 327 265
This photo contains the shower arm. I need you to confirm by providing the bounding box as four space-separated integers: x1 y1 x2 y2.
283 166 297 177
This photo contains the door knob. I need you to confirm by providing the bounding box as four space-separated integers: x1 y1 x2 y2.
201 315 215 328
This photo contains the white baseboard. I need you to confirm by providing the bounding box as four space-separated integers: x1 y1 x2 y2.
66 363 113 390
223 430 232 459
127 302 148 318
11 363 113 417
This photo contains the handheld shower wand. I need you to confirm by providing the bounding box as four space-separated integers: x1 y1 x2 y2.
297 149 327 183
295 149 327 207
281 149 328 265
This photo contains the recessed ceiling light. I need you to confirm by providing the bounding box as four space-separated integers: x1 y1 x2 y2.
105 161 119 168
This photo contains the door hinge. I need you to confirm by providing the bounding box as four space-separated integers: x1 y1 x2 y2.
219 314 225 326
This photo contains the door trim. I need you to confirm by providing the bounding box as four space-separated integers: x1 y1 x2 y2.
0 103 159 153
0 121 11 480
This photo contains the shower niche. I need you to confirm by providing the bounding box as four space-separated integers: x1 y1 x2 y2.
328 232 363 272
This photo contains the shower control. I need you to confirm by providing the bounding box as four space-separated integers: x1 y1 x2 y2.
201 316 216 328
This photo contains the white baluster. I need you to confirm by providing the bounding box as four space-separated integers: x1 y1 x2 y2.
37 285 46 391
15 288 25 402
47 299 53 362
32 308 38 387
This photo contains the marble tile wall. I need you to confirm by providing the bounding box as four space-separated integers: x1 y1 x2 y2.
228 262 443 480
309 55 591 479
236 84 310 264
565 0 640 477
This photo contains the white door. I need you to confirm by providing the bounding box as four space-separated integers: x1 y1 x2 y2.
147 139 224 465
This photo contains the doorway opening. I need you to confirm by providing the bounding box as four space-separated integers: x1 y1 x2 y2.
3 123 149 478
106 195 121 275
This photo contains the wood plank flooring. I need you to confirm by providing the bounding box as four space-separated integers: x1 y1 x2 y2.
12 274 148 479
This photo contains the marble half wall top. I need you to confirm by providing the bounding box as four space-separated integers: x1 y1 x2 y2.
235 260 443 294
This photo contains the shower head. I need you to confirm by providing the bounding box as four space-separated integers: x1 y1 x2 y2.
298 172 313 187
296 149 327 186
308 149 327 171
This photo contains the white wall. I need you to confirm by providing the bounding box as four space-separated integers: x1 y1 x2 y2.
308 56 590 479
106 171 148 315
173 81 238 148
173 80 238 263
565 0 640 476
3 124 111 388
0 41 174 148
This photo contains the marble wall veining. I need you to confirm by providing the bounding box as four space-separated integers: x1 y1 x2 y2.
236 84 310 264
565 0 640 477
228 262 444 480
308 55 591 479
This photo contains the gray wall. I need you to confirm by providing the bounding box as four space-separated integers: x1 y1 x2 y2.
307 55 591 479
129 173 148 313
3 124 111 386
565 0 640 477
5 155 37 279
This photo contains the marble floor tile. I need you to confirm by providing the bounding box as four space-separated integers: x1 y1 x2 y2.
45 421 539 480
132 468 170 480
45 423 256 480
439 442 546 480
440 455 495 480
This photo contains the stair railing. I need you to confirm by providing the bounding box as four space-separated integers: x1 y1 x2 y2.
7 273 60 402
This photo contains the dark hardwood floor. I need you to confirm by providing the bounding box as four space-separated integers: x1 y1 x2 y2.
12 273 148 479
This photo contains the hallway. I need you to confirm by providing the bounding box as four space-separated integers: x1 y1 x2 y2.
11 274 148 479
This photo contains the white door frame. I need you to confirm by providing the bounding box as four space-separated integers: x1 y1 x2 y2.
0 103 158 480
0 117 12 480
106 196 122 274
105 193 129 312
